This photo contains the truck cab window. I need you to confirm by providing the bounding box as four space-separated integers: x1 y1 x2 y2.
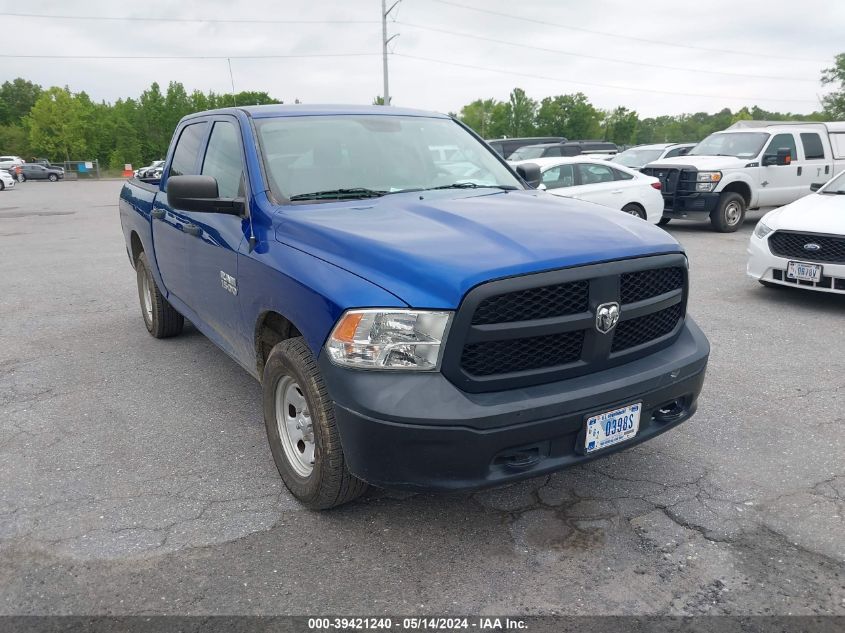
169 123 206 177
202 121 244 198
764 133 797 163
800 133 825 160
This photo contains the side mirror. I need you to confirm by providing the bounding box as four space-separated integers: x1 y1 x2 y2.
776 147 792 166
515 163 542 188
810 182 824 192
166 175 244 214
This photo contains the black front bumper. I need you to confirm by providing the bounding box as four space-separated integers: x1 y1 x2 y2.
319 317 710 491
662 192 720 219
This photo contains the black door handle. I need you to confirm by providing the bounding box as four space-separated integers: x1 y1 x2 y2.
182 224 202 237
797 166 802 176
151 209 166 220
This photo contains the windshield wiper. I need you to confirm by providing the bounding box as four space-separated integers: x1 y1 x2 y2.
820 190 845 195
426 182 518 191
289 188 388 201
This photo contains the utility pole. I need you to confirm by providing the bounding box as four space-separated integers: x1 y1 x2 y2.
381 0 400 105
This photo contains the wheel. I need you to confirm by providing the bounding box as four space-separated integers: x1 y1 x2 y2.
48 174 58 182
135 251 184 338
657 217 671 226
263 338 368 510
0 180 4 191
710 192 746 233
622 203 646 220
17 174 25 183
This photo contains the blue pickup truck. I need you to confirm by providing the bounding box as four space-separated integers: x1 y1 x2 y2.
119 105 710 509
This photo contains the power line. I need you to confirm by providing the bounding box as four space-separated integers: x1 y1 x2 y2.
426 0 829 64
0 52 381 60
0 11 379 25
393 53 820 105
397 21 817 83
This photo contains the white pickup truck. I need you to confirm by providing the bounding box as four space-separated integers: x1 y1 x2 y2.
642 121 845 232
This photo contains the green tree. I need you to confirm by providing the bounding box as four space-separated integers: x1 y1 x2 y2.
26 87 90 161
233 91 280 106
535 93 603 139
0 78 43 125
602 106 638 145
821 52 845 118
0 123 31 157
459 98 502 138
505 88 536 137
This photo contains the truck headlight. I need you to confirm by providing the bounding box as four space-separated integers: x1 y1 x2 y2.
753 220 773 239
695 171 721 192
326 309 452 370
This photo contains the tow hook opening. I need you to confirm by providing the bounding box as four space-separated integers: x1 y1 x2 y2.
654 397 687 424
493 442 548 470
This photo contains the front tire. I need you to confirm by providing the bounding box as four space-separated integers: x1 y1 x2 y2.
657 217 671 226
710 192 746 233
17 174 25 183
135 252 184 338
263 338 367 510
48 174 58 182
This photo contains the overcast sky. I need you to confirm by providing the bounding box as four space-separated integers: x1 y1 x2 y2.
2 0 843 117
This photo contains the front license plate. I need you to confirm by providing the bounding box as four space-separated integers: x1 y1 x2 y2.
585 403 641 453
786 261 822 282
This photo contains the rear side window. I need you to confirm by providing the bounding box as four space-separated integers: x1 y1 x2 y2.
202 121 244 198
611 168 634 180
800 133 825 160
169 123 207 177
764 133 797 161
577 163 616 184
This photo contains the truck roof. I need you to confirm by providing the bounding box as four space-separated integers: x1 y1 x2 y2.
726 120 842 132
183 104 451 121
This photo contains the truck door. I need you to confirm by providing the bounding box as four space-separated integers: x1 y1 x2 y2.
757 132 800 207
180 117 250 356
796 132 831 194
151 121 209 303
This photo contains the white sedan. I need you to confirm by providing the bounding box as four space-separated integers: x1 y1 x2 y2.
747 170 845 294
511 157 664 223
0 169 16 191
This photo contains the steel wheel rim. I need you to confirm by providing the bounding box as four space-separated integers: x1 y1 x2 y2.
724 201 741 225
141 272 153 324
275 376 315 477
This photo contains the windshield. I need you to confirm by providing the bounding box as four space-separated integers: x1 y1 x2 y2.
255 115 522 201
688 132 769 159
821 171 845 194
610 148 663 167
508 145 546 160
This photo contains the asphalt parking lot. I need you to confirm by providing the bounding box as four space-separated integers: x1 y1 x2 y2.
1 180 843 616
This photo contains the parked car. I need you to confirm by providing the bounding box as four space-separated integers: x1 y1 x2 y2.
642 121 845 232
18 163 64 182
0 155 24 171
610 143 696 169
747 170 845 294
134 160 165 179
486 137 565 159
512 157 664 223
119 104 709 509
0 169 15 191
31 158 65 174
508 141 619 162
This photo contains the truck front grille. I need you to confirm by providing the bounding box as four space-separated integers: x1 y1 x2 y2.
640 167 697 198
441 255 688 393
472 280 588 324
768 231 845 265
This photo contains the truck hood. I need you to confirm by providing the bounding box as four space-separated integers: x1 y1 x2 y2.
272 189 682 308
764 193 845 234
645 155 750 171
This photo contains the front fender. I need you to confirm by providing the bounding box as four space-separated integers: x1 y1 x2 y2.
238 242 408 363
716 172 757 206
